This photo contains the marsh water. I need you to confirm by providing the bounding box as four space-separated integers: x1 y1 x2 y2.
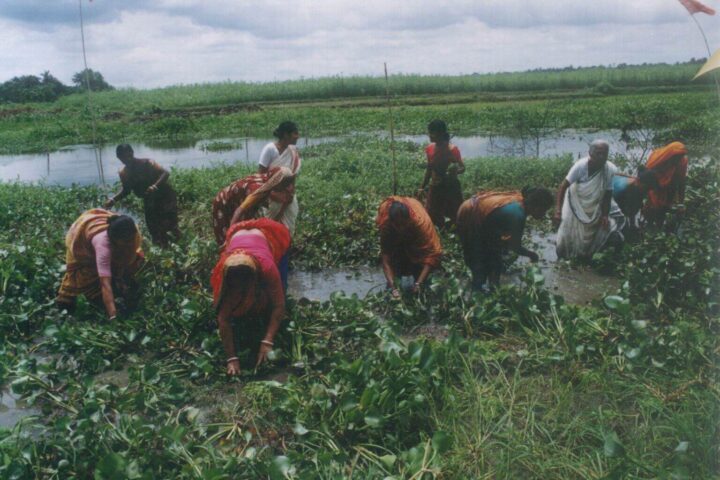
0 130 640 186
286 230 618 306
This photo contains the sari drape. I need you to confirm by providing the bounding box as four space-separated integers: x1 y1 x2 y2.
211 218 290 306
644 142 688 211
57 209 143 303
265 145 302 236
212 167 294 244
377 196 442 274
556 168 624 258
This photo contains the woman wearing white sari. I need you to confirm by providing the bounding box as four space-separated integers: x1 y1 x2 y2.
553 140 625 259
257 121 302 290
258 121 302 236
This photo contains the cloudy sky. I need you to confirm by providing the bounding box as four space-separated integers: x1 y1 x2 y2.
1 0 718 88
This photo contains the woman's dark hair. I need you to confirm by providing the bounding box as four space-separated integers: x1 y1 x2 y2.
636 167 659 190
389 201 410 222
116 144 134 158
427 119 450 142
521 186 554 209
273 121 298 139
107 215 137 242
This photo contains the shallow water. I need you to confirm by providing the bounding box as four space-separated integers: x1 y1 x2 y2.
0 389 40 430
0 130 639 186
287 266 387 302
509 231 620 305
287 231 619 306
93 367 131 389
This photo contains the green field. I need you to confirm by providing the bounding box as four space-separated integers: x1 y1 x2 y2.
0 123 718 478
0 60 718 155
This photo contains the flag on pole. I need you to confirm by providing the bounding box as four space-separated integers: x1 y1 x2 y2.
678 0 716 15
694 49 720 79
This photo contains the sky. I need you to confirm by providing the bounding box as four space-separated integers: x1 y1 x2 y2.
0 0 718 88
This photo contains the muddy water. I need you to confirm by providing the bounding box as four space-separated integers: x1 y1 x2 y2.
93 367 131 389
0 389 40 430
0 130 638 186
287 231 618 306
287 266 387 302
507 231 620 305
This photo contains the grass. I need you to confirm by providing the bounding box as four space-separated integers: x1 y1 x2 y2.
0 69 717 155
0 130 717 478
3 60 711 110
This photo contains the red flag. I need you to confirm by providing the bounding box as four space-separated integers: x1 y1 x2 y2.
678 0 716 15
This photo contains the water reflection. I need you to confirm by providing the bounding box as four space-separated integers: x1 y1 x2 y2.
0 130 640 187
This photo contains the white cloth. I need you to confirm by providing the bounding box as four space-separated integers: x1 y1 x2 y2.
566 157 616 189
556 160 624 258
259 144 302 236
258 143 280 169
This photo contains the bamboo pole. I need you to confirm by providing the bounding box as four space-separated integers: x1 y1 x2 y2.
78 0 105 185
384 63 398 195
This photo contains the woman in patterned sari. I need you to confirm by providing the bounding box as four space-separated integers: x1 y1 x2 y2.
212 167 296 245
56 209 144 319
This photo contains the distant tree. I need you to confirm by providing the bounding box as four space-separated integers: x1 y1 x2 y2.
40 71 71 99
72 68 114 92
0 72 71 103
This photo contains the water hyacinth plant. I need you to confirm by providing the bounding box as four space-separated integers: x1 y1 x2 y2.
0 117 717 477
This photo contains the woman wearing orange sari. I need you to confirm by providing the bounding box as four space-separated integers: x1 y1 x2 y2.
211 218 290 376
56 209 144 319
642 142 688 225
377 196 442 297
457 187 553 290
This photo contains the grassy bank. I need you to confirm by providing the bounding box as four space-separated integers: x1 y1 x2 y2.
0 136 717 478
0 89 717 155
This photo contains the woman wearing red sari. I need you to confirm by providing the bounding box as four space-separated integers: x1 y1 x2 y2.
418 120 465 228
211 218 290 376
642 141 688 226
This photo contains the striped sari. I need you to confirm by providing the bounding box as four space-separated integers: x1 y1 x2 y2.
56 209 143 305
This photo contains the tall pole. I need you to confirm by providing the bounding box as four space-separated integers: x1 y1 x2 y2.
78 0 105 185
384 63 398 195
688 12 720 102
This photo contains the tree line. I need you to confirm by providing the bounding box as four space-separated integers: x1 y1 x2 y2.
0 69 113 104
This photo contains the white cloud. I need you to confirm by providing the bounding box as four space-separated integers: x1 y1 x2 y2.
0 1 717 87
